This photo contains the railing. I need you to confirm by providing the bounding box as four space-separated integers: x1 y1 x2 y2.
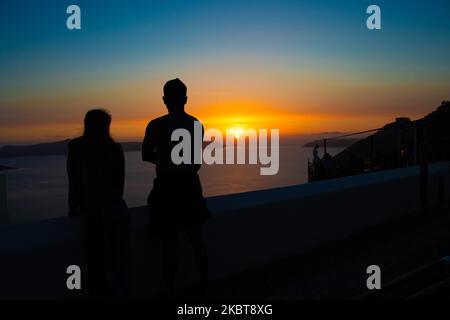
1 161 449 298
321 127 384 155
307 119 429 182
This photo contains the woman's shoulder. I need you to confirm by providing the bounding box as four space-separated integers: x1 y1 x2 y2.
112 141 123 151
108 141 124 156
68 136 85 150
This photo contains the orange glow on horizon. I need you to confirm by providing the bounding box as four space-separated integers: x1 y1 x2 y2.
0 109 422 145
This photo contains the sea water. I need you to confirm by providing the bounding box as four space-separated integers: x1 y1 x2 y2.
0 146 343 224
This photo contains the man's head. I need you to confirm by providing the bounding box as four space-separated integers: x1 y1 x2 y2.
163 78 187 113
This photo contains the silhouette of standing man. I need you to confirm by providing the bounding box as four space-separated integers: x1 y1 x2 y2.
142 79 211 294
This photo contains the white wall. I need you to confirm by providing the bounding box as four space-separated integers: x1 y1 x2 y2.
0 162 449 298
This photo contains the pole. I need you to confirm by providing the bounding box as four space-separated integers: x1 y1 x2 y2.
438 176 445 207
0 174 9 224
414 123 418 165
414 122 425 166
370 135 374 165
419 142 428 216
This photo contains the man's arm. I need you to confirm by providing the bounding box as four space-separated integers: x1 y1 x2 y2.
142 121 157 164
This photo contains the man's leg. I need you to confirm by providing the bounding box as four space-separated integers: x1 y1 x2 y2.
186 225 208 291
161 227 177 294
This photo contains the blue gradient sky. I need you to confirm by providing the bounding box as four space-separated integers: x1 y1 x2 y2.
1 0 449 143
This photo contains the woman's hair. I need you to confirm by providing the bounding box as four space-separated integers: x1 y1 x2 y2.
83 109 112 140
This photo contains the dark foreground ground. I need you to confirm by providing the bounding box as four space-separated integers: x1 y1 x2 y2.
2 202 448 300
190 204 450 300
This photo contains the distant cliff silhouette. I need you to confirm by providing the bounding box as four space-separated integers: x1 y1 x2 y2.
334 100 450 173
0 139 142 158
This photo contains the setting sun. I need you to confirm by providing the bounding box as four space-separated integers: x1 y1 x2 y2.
228 127 245 139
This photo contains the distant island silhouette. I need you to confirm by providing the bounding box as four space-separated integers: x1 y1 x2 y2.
0 140 142 158
303 138 361 148
0 136 333 158
0 140 221 158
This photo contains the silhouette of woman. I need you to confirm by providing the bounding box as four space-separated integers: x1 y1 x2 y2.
67 109 131 298
142 79 211 294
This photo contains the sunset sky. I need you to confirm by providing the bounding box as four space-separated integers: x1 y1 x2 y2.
1 0 449 144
